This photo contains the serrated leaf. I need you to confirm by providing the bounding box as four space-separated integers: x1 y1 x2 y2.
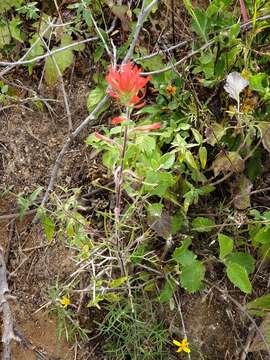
180 261 205 293
225 252 255 274
191 217 215 232
218 233 234 259
226 262 252 294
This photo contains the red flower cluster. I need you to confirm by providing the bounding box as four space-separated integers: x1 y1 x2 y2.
106 61 151 108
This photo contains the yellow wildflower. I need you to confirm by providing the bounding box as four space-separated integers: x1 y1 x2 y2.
166 85 177 95
173 338 191 353
60 296 71 309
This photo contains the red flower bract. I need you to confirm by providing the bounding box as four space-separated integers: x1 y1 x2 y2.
106 62 151 107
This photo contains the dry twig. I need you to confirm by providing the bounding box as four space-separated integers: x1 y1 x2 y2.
0 247 18 360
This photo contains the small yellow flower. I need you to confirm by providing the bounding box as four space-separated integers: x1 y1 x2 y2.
60 296 71 309
173 338 191 353
166 85 177 95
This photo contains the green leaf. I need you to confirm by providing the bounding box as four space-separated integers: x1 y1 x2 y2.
0 24 11 49
0 0 22 13
249 73 268 94
254 226 270 245
158 279 176 303
226 262 252 294
9 17 23 42
147 203 163 217
44 34 74 85
159 153 175 169
225 252 255 274
109 276 128 288
42 215 55 242
185 150 198 169
218 233 234 259
191 216 215 232
174 238 192 254
199 146 207 169
180 261 205 293
87 86 106 113
247 294 270 316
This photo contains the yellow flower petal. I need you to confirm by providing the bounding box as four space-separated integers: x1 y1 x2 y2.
60 296 70 308
173 339 181 347
182 339 188 346
176 347 183 353
183 347 191 353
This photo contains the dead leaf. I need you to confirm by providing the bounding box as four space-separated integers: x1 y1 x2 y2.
104 1 131 32
212 151 244 176
257 123 270 153
147 211 172 239
232 175 253 210
249 314 270 352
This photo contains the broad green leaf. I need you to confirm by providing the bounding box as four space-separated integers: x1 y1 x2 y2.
191 216 215 232
226 262 252 294
158 279 176 303
225 252 255 274
109 276 128 288
249 73 268 94
199 146 207 169
147 203 163 217
174 249 196 266
247 294 270 316
87 87 106 113
42 215 55 242
159 153 175 169
9 17 23 42
218 233 234 259
180 261 205 293
254 226 270 245
44 34 74 85
172 238 192 263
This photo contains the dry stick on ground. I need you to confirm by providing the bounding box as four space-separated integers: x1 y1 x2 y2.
0 247 18 360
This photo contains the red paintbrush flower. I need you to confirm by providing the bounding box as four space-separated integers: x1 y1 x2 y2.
131 123 161 132
106 62 151 107
111 116 126 125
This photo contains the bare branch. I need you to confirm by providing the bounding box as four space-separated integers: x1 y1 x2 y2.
0 247 18 360
122 0 159 64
